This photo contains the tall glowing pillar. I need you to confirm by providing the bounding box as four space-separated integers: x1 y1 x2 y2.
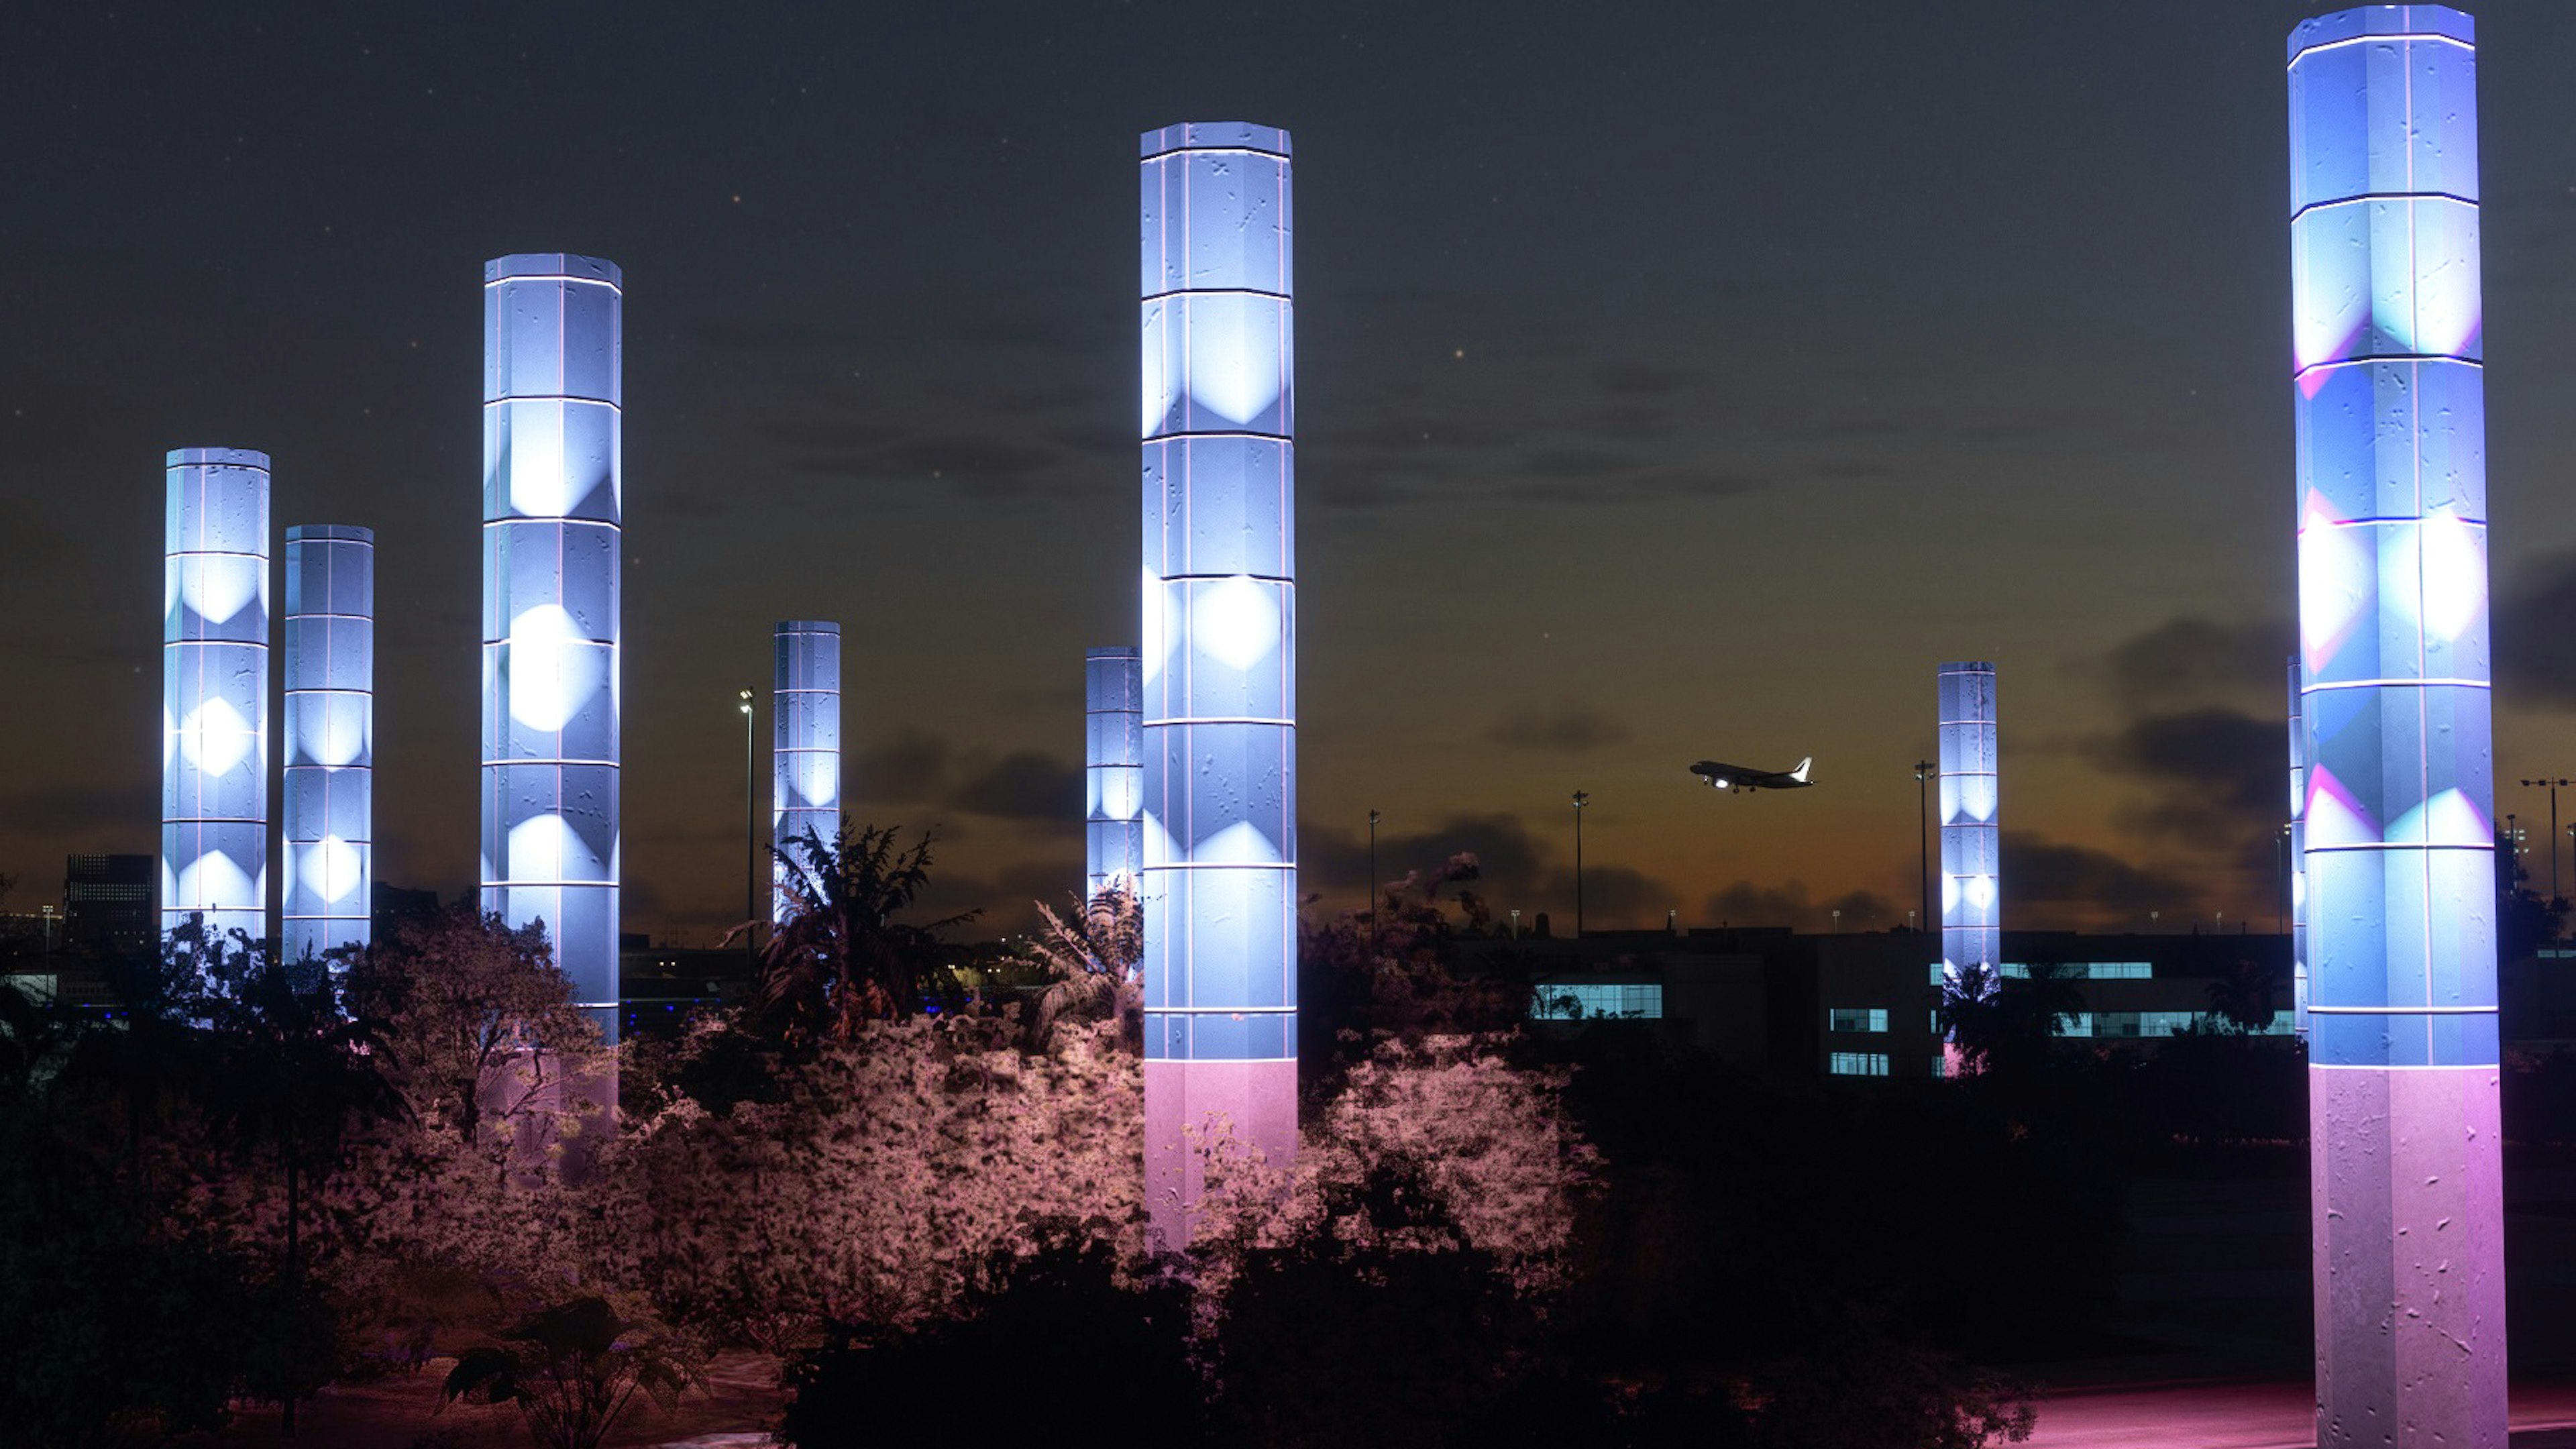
2288 654 2310 1034
1937 661 1999 990
282 525 373 963
482 254 622 1040
772 621 841 921
162 447 270 946
1085 645 1142 902
1140 121 1297 1248
2290 9 2504 1443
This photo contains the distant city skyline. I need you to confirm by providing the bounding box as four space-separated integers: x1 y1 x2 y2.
12 2 2576 944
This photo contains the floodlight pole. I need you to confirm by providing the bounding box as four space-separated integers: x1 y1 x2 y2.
1572 791 1589 937
1915 761 1936 946
739 688 756 965
2523 778 2572 914
1368 808 1381 955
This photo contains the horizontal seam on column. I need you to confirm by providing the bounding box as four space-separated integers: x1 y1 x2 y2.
482 275 623 291
162 641 270 649
1143 430 1293 442
2304 678 2490 690
482 880 617 888
1146 717 1296 727
1147 1006 1297 1015
480 519 623 529
1141 286 1291 303
2308 841 2492 852
166 549 268 561
1143 861 1298 871
2288 33 2473 64
2294 356 2483 372
2310 1062 2498 1071
1152 573 1295 585
1138 144 1290 162
2310 1004 2495 1014
482 759 621 767
480 396 624 409
2290 191 2479 221
284 613 374 623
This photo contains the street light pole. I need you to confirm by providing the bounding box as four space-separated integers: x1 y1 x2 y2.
2523 779 2573 911
1367 808 1381 954
738 688 756 965
1914 760 1936 946
1571 791 1590 938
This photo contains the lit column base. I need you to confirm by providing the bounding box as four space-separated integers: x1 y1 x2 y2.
2310 1063 2506 1449
1144 1056 1299 1251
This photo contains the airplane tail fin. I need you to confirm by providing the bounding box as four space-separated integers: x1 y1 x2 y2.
1790 757 1813 783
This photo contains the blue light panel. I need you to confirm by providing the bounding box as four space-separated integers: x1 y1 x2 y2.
773 621 841 922
481 254 623 1039
1938 661 2000 989
282 525 373 963
1085 645 1142 902
163 447 270 945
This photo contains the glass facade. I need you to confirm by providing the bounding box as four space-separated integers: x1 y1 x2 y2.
1140 122 1299 1248
1084 645 1142 901
772 621 841 922
481 254 623 1040
1828 1052 1890 1077
162 448 270 945
281 525 373 964
1938 661 2000 991
1829 1007 1890 1032
1532 982 1664 1020
2290 10 2504 1440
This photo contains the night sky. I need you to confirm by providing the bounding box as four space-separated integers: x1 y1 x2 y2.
9 1 2576 944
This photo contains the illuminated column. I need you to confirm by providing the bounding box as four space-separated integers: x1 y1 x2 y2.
1085 645 1142 902
1937 661 1999 990
282 525 373 963
2288 655 2310 1035
2290 9 2504 1444
162 447 270 946
482 254 622 1040
772 621 841 921
1140 121 1297 1248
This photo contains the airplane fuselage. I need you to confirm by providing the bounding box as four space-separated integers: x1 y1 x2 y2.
1688 757 1815 793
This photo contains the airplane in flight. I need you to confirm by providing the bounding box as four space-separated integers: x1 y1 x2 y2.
1688 757 1815 793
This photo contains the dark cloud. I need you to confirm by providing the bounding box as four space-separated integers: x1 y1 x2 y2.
1595 362 1700 397
1303 812 1548 900
1529 470 1759 504
880 436 1062 479
1486 700 1631 753
1810 458 1896 479
2001 832 2199 915
686 314 868 354
947 750 1083 820
1537 864 1671 922
1523 447 1638 478
2088 707 2278 875
2496 549 2576 708
2102 616 2287 708
851 729 951 805
1700 881 1900 930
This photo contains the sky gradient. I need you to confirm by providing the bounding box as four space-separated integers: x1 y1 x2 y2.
9 1 2576 943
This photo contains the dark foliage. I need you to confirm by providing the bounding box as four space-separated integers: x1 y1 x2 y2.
749 824 978 1052
777 1219 1202 1449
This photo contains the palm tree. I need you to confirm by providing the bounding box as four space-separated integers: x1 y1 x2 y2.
1019 883 1142 1051
442 1295 702 1449
199 948 411 1436
741 823 979 1050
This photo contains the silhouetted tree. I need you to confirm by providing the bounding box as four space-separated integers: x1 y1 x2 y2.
441 1295 702 1449
776 1220 1200 1449
199 949 410 1434
747 824 977 1049
1018 883 1142 1053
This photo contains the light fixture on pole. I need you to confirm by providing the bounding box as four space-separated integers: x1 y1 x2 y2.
1367 808 1381 954
1571 791 1590 938
738 688 755 964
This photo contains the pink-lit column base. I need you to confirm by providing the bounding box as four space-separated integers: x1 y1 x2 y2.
2310 1065 2507 1447
1144 1058 1299 1242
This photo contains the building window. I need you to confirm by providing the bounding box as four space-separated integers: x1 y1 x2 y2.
1531 981 1663 1020
1828 1051 1890 1077
1828 1007 1888 1033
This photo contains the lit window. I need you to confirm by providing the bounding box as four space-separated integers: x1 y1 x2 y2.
1828 1007 1889 1033
1530 982 1663 1020
1828 1051 1890 1077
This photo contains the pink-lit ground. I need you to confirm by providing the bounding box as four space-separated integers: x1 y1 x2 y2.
2025 1381 2576 1448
